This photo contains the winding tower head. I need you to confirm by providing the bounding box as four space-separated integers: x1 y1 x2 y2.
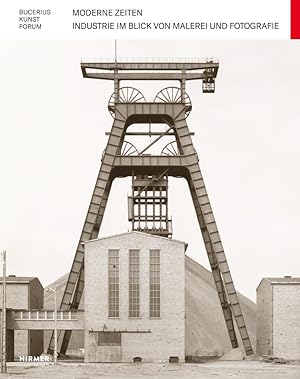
81 59 219 237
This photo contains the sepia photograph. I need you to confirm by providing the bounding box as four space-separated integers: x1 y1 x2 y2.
0 40 300 378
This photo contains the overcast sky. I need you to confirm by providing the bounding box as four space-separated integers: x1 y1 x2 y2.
0 40 299 301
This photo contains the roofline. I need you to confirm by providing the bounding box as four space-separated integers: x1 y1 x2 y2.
257 277 300 290
266 281 300 285
0 277 43 288
83 231 187 248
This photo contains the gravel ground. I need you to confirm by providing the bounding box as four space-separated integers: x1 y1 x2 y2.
1 361 300 379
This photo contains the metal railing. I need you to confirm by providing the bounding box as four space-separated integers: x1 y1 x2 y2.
13 310 78 321
81 57 219 64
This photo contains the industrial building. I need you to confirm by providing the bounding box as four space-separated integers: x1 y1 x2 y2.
257 277 300 360
84 232 186 362
1 246 256 362
1 58 259 363
0 232 183 363
47 59 254 357
0 276 44 360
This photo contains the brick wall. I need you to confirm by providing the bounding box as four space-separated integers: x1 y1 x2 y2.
0 283 28 309
84 232 185 363
0 279 44 359
256 279 273 356
29 278 44 309
257 279 300 360
273 284 300 360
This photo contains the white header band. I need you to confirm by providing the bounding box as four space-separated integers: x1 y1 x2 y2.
0 0 290 40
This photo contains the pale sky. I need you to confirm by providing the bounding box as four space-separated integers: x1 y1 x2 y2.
0 40 299 301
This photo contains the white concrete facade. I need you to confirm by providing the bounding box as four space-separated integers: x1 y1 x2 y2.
257 277 300 360
84 232 186 363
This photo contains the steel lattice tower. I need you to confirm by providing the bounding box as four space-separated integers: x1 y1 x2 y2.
48 59 253 356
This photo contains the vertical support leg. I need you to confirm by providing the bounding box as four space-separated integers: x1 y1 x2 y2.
174 115 253 355
59 267 84 354
47 114 127 354
189 184 238 348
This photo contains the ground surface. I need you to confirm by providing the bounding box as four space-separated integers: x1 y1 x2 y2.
2 361 300 379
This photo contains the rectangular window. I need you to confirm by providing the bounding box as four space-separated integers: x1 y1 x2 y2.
108 249 120 317
149 249 160 318
129 249 140 318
